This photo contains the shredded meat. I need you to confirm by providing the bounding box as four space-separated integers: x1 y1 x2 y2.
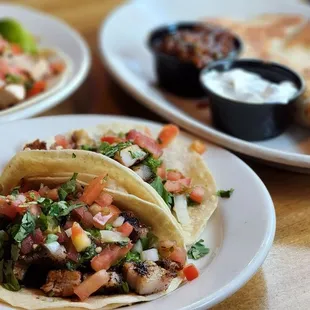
120 211 149 243
23 139 47 150
41 270 81 297
13 261 29 281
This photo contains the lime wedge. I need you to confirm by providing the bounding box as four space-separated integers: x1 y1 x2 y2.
0 18 37 54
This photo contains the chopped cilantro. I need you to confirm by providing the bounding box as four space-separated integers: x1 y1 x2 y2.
187 196 199 207
216 188 234 198
150 176 173 208
86 228 101 238
80 244 97 263
13 212 36 243
142 156 162 174
58 173 78 200
45 234 58 244
125 251 141 263
116 240 129 247
72 153 76 158
66 261 78 271
105 224 113 231
2 260 20 291
98 141 132 158
5 74 22 84
187 239 210 260
37 213 58 232
118 132 125 139
10 186 20 197
140 232 158 250
81 145 96 151
0 231 8 260
121 281 129 293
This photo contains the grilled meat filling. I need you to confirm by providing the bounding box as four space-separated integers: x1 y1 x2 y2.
120 211 149 243
123 261 174 295
41 270 82 297
156 258 181 276
23 139 47 150
13 261 29 281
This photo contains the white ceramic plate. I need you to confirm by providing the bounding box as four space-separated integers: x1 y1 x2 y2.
0 4 91 123
99 0 310 171
0 115 275 309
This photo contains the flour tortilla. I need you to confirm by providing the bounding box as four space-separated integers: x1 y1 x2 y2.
204 13 310 127
36 123 218 246
0 152 185 310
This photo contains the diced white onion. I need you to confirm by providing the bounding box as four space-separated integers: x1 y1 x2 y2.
113 216 125 228
16 194 26 203
174 194 191 225
133 239 143 254
100 230 129 243
45 241 61 254
141 248 159 262
65 228 72 238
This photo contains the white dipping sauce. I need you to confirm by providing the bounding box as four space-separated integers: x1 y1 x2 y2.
201 69 298 104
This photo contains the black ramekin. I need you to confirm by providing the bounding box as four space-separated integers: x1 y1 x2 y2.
148 22 243 98
200 59 305 141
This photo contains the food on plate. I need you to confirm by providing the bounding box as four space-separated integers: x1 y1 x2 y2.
0 18 66 110
152 24 238 68
201 68 298 104
24 123 218 245
0 151 191 309
204 14 310 126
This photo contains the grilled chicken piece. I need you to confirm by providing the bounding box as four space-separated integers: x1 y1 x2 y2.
21 243 67 268
156 258 182 276
71 129 95 148
120 211 149 243
23 139 47 150
114 145 147 167
41 270 81 297
123 261 174 295
0 84 25 109
132 164 153 182
13 261 29 281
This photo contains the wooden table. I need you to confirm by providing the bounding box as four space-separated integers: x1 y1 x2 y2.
9 1 310 309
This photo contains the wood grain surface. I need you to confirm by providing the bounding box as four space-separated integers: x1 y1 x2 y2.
6 0 310 309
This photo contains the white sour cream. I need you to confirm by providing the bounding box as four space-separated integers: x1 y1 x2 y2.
201 69 298 104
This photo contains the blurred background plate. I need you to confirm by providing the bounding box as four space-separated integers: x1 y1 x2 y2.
99 0 310 172
0 4 91 123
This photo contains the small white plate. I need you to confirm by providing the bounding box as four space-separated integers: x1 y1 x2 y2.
0 4 91 123
0 115 275 309
99 0 310 172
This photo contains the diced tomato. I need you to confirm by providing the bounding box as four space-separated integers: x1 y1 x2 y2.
64 220 74 230
116 222 133 237
106 205 121 221
183 264 199 281
0 198 18 219
11 43 22 55
157 164 166 179
29 204 41 217
54 134 69 148
190 140 207 155
167 170 183 181
20 234 34 255
178 178 192 187
92 212 113 229
91 243 133 271
100 136 118 144
95 192 113 208
74 269 109 301
189 186 205 204
24 190 40 201
49 62 65 74
33 228 44 244
47 188 59 200
126 130 163 159
169 246 187 267
164 180 183 193
27 80 47 97
80 174 107 205
66 240 79 262
158 124 179 148
71 206 94 229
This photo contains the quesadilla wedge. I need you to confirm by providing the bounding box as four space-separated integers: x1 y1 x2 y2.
24 123 218 245
0 151 188 309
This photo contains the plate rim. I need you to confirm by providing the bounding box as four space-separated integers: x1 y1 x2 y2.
0 3 91 122
0 114 276 309
98 0 310 170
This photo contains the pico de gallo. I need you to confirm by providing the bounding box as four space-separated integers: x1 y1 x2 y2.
24 125 207 227
0 173 198 300
0 19 65 110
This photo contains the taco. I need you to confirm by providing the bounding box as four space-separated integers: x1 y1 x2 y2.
24 123 218 246
0 151 188 309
